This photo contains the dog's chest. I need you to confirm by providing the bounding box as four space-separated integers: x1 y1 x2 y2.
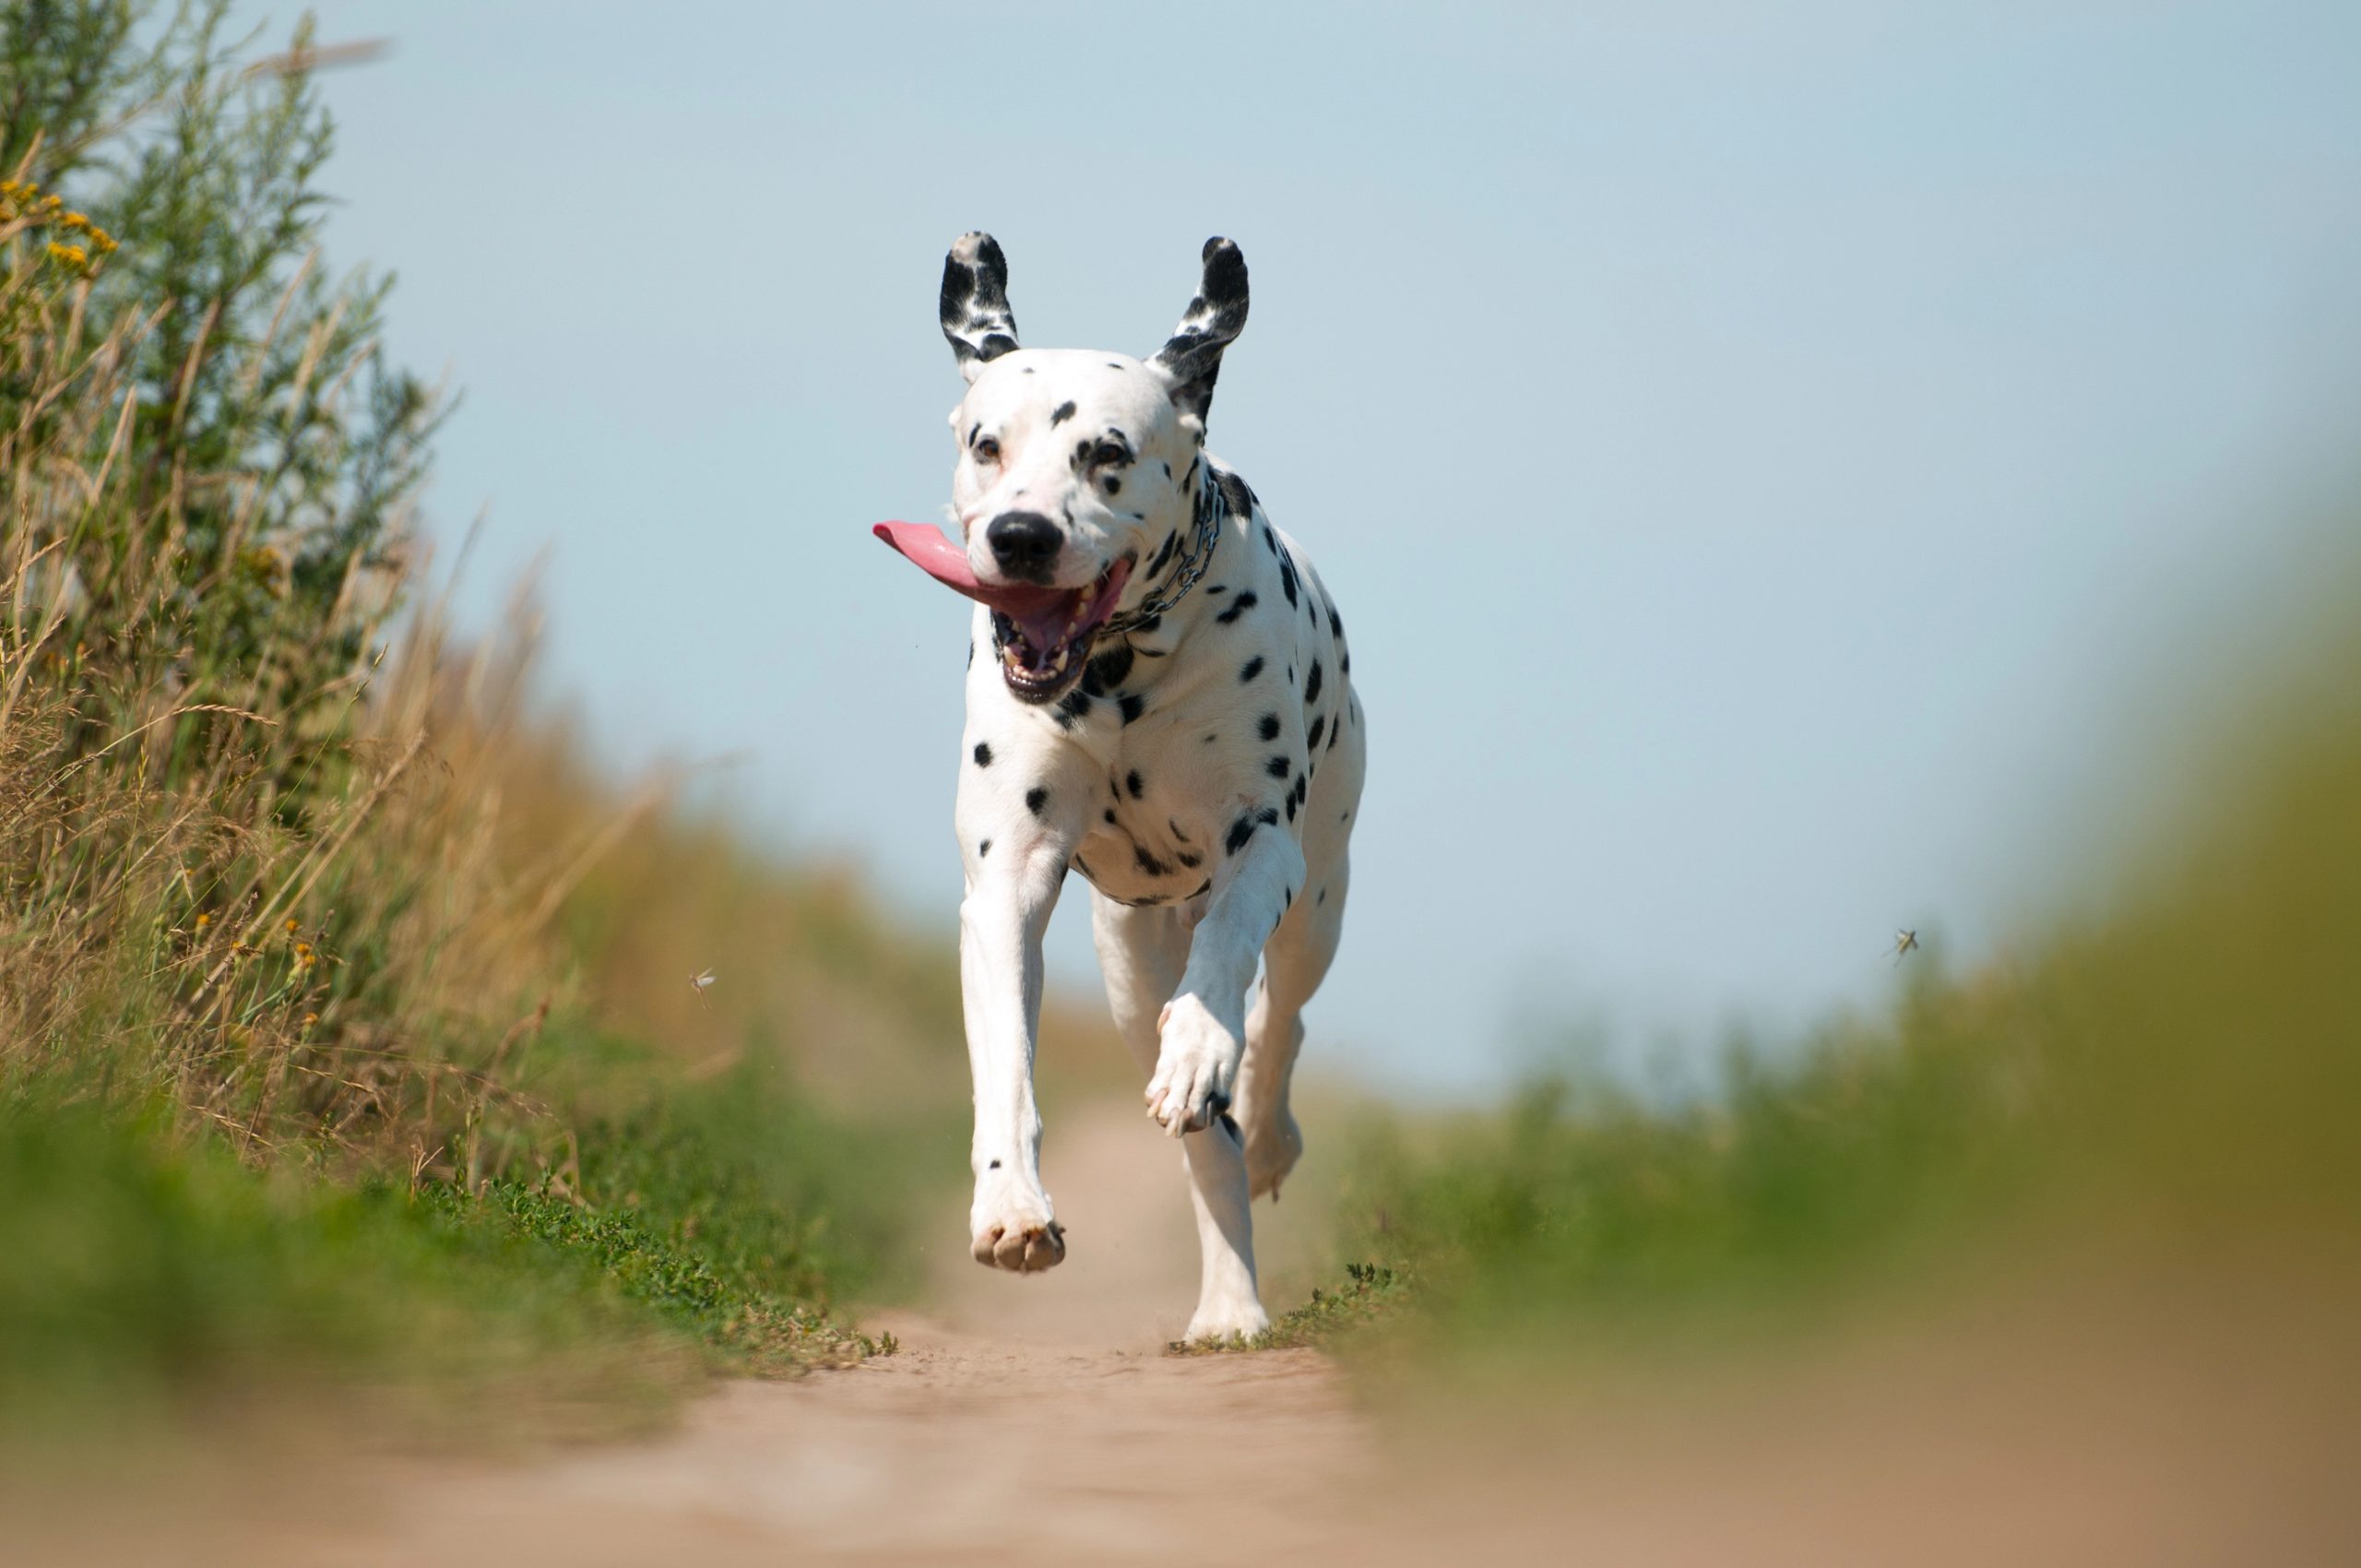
1063 692 1227 908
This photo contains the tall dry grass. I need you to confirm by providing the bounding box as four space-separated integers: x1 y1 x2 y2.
3 183 563 1178
0 101 968 1204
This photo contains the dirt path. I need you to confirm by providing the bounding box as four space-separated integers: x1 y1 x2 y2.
35 1100 2359 1565
287 1101 1371 1566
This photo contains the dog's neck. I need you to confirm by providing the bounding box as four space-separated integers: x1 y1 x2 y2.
1099 456 1230 649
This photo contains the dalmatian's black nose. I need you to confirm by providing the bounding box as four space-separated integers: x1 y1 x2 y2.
986 511 1061 583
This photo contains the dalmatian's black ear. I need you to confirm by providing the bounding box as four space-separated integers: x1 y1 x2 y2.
1146 237 1249 425
940 232 1021 383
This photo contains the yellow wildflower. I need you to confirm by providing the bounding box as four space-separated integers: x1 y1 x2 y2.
194 911 212 930
302 1013 320 1028
283 916 300 934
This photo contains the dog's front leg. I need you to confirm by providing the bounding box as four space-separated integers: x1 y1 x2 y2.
1146 819 1305 1137
955 773 1083 1273
1145 817 1302 1340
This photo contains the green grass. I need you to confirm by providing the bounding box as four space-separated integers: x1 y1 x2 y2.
1315 623 2361 1364
548 1038 945 1314
0 1042 930 1448
0 1087 683 1443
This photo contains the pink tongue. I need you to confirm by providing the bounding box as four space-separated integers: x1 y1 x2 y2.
872 521 1070 618
873 520 1097 654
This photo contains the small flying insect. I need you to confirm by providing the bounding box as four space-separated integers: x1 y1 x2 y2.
690 968 717 1006
1891 930 1919 963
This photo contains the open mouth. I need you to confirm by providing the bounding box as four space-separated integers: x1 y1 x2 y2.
988 559 1133 702
872 521 1133 705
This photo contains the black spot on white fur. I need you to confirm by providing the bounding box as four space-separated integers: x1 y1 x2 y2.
1025 787 1049 817
1146 529 1180 578
1215 467 1256 523
1083 643 1133 695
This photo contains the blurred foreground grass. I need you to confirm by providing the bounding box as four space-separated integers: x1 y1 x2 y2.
1285 610 2361 1555
1316 582 2361 1376
0 1031 944 1448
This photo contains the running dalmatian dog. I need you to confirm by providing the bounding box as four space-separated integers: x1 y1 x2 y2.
874 232 1365 1341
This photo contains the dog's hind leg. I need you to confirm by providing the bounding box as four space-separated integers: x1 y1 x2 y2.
1238 848 1347 1201
1241 696 1364 1201
1093 896 1267 1342
1092 897 1190 1080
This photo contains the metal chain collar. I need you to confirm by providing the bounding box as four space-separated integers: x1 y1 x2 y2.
1097 464 1224 638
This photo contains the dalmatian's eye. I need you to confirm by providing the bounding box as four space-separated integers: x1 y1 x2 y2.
973 435 1001 463
1092 439 1130 468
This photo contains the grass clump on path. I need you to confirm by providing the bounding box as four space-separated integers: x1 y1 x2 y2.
1166 1263 1411 1357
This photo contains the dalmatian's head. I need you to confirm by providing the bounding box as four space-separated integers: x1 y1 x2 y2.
937 232 1248 704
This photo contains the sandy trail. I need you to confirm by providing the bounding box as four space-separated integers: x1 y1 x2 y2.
286 1099 1370 1566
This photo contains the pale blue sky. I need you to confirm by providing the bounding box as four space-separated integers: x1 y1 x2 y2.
241 1 2360 1092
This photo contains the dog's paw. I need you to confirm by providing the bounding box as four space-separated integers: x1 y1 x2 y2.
969 1179 1065 1273
1240 1107 1304 1200
1183 1291 1272 1346
1145 994 1242 1137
